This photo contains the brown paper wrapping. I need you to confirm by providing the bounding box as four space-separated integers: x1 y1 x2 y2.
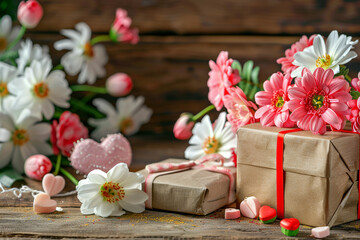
138 159 236 215
237 123 359 227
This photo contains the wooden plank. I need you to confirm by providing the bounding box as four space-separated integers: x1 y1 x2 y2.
0 135 188 207
25 34 360 135
0 207 359 239
31 0 360 35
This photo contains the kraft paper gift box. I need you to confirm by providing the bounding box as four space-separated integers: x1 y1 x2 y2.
237 123 359 227
138 158 236 215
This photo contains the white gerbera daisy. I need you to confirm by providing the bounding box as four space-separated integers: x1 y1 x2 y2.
0 62 17 112
185 112 236 161
54 22 108 84
77 163 148 218
0 15 20 54
291 30 358 78
8 59 71 120
0 109 52 173
88 96 152 140
16 39 51 74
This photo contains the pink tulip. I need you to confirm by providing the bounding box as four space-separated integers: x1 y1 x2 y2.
106 73 133 97
17 0 43 29
24 155 52 181
173 113 195 140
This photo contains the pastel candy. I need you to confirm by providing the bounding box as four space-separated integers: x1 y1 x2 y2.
42 173 65 196
280 218 300 237
33 193 57 213
240 196 260 219
312 226 330 238
225 208 241 220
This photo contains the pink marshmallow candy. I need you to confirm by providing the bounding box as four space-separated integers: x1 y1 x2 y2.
240 196 261 219
312 226 330 238
225 208 241 220
33 193 57 214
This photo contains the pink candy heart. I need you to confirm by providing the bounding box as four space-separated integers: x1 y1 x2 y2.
70 134 132 174
33 193 57 213
42 173 65 196
240 196 261 219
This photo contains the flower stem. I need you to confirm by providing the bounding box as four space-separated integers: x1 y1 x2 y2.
192 105 215 121
53 154 62 175
60 167 79 186
6 25 26 52
345 74 352 82
90 35 112 45
70 85 108 94
53 64 64 71
69 98 104 118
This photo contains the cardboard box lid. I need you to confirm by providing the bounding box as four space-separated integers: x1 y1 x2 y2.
237 123 359 178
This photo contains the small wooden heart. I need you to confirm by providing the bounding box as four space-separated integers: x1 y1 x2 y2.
33 193 57 213
42 173 65 196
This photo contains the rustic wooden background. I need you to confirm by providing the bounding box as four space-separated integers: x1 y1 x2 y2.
24 0 360 136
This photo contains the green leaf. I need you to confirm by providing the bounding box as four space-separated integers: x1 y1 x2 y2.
231 60 242 75
251 66 260 84
249 85 259 100
0 167 24 188
242 61 254 80
351 90 360 100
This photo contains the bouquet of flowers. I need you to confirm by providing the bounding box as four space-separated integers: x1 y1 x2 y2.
0 0 152 186
174 30 358 164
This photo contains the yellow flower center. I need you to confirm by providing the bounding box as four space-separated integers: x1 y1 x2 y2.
120 118 134 134
312 94 324 110
202 136 220 155
100 182 125 203
84 42 94 58
0 37 7 51
0 82 9 97
315 54 332 69
12 129 30 146
33 82 49 98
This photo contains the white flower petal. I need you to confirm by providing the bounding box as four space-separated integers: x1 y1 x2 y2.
119 201 145 213
123 188 148 205
11 147 24 173
0 142 13 169
106 163 129 183
0 128 11 142
87 169 107 184
77 183 101 200
94 202 118 217
121 172 145 189
92 98 117 117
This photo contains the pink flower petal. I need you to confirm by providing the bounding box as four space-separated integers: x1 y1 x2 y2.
287 99 302 111
270 73 283 90
263 80 274 93
255 91 272 106
290 106 307 121
274 113 283 128
302 72 316 92
310 115 326 134
288 87 306 99
254 106 270 119
331 92 352 103
313 67 325 84
329 79 348 95
321 69 334 86
260 110 275 127
330 102 349 113
321 108 341 127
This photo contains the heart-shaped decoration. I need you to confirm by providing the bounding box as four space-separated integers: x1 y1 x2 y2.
42 173 65 196
240 196 260 219
280 218 300 237
33 193 57 213
70 133 132 174
259 206 277 223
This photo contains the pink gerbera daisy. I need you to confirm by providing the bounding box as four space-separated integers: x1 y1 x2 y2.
277 35 316 75
288 68 351 134
208 51 241 111
351 72 360 92
254 72 295 128
348 99 360 133
223 87 258 133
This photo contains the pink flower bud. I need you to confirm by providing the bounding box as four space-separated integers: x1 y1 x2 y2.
106 73 133 97
173 113 195 140
24 155 52 181
17 0 43 29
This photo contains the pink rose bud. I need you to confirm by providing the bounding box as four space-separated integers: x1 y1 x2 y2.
173 113 195 140
24 155 52 181
106 73 133 97
17 0 43 29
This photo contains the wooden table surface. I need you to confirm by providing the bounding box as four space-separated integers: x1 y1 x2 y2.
0 136 359 239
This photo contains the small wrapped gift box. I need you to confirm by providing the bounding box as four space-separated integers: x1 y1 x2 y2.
138 158 236 215
237 123 359 227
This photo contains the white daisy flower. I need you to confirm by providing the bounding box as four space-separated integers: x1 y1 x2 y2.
88 96 152 140
0 62 17 112
0 109 52 173
8 59 72 120
291 30 358 78
0 15 20 54
54 22 108 84
77 163 148 218
185 112 236 161
16 39 51 74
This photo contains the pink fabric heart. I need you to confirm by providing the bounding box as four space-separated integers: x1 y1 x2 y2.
70 133 132 174
33 193 57 213
42 173 65 196
240 196 261 219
